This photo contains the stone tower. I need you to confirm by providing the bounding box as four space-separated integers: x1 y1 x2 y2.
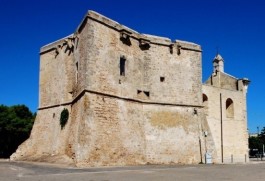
11 11 250 166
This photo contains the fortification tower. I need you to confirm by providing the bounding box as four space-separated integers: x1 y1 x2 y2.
11 11 207 166
11 11 250 166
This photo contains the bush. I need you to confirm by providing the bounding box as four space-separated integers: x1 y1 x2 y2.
60 108 69 129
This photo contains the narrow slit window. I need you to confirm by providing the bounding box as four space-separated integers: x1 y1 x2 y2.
120 57 126 76
75 62 79 83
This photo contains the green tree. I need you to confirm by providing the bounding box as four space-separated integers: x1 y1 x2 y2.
0 104 35 158
259 127 265 144
249 136 263 151
249 126 265 157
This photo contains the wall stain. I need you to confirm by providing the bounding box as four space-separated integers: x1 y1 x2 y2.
150 111 192 132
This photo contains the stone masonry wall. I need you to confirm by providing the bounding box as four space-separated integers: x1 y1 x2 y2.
205 72 238 91
202 84 248 163
12 91 208 166
10 105 74 165
39 38 75 108
67 92 207 167
79 11 202 106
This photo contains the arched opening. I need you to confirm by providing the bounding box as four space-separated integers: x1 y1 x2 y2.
203 94 208 102
226 98 234 118
202 94 208 114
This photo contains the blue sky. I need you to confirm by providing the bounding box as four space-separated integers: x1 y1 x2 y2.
0 0 264 133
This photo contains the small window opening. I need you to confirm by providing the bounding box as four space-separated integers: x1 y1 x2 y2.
53 113 55 118
137 90 142 94
144 91 150 97
120 56 126 76
202 94 208 114
226 98 234 118
76 62 79 70
203 94 208 102
177 45 181 55
160 77 165 82
169 44 173 54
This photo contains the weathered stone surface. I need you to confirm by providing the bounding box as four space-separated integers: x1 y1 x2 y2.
11 11 249 166
203 70 249 163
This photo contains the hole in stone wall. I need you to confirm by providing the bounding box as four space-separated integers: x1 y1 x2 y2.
144 91 150 97
160 77 165 82
177 45 181 55
139 39 151 50
120 56 126 76
169 44 173 54
226 98 234 118
120 32 132 46
203 94 208 102
75 62 79 83
203 94 208 115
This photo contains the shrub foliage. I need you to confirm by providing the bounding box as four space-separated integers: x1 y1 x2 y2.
60 108 69 129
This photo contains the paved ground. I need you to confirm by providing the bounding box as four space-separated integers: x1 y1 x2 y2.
1 160 265 181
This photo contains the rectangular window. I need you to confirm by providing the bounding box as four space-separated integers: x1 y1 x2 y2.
120 57 126 76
